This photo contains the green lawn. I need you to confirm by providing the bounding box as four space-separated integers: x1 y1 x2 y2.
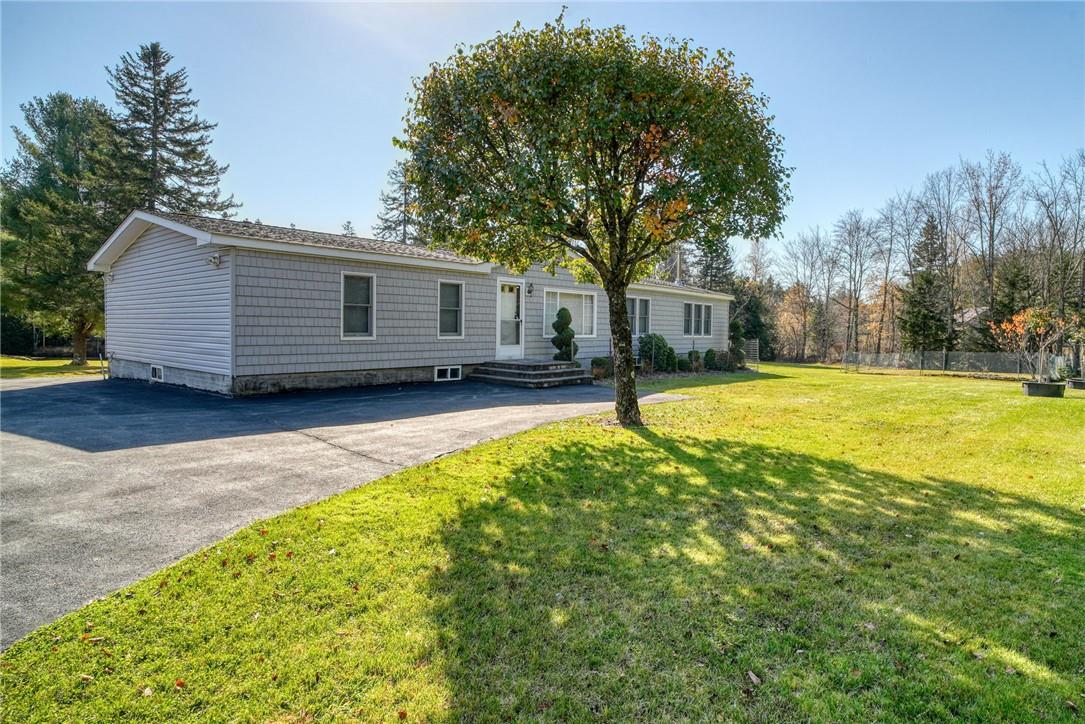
3 364 1083 721
0 355 106 379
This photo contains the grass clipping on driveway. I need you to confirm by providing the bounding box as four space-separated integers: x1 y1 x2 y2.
3 365 1084 721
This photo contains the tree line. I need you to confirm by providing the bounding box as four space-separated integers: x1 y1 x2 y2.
705 150 1084 363
1 43 236 362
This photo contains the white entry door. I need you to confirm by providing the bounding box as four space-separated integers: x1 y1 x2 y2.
496 281 524 359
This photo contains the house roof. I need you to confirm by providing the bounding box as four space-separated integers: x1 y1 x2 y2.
87 210 493 274
150 212 480 265
632 277 733 300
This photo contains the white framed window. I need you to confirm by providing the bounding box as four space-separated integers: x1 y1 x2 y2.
543 289 596 338
437 280 464 339
626 297 651 336
683 302 713 337
434 365 462 382
341 272 375 340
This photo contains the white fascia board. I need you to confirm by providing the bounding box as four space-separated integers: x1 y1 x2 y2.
628 283 735 302
87 210 212 272
206 234 495 274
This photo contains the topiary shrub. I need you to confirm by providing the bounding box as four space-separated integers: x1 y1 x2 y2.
677 357 692 372
551 307 578 361
704 348 718 370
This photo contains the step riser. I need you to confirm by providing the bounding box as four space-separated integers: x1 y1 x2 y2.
472 366 589 381
483 361 579 372
471 374 594 389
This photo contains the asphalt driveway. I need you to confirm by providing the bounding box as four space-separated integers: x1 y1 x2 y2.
0 376 683 648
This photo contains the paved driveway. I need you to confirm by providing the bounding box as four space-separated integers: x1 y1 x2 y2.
0 376 682 648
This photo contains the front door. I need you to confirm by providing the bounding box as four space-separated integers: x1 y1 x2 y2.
497 281 523 359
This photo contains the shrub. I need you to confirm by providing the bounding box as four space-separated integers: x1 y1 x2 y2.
677 357 692 372
703 348 718 370
662 346 678 372
638 333 668 369
551 307 578 361
590 356 613 379
687 349 703 371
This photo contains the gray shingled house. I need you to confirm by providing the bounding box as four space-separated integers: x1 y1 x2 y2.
87 210 732 395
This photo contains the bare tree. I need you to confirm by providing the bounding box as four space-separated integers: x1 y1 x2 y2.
780 231 820 360
833 210 878 356
961 151 1022 317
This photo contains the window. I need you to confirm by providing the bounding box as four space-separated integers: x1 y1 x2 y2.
683 302 713 337
626 297 651 336
434 365 462 382
543 289 596 337
342 273 375 339
438 281 464 338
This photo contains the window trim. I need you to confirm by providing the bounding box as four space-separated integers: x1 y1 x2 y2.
541 287 598 339
683 302 714 338
627 296 652 337
434 365 462 382
340 271 376 341
436 279 466 340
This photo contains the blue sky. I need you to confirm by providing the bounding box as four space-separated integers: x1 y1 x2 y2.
3 2 1083 257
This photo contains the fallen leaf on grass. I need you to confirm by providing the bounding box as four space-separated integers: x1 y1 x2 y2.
175 679 185 689
79 674 93 683
746 671 761 686
142 687 153 697
398 710 408 720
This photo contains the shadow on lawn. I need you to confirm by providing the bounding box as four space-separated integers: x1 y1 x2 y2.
428 431 1084 720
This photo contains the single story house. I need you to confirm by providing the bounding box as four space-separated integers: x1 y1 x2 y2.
87 210 733 395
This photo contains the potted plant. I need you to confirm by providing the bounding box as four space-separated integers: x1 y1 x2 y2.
992 308 1073 398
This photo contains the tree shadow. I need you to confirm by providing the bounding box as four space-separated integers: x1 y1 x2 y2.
428 429 1084 720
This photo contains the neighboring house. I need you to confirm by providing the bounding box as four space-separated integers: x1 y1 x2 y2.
87 210 733 395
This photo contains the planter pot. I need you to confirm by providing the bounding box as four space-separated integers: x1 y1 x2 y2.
1022 381 1066 398
1068 378 1085 391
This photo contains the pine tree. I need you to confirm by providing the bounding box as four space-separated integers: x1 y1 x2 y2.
1 94 135 362
108 42 237 214
898 216 954 351
374 160 425 245
694 239 736 292
341 221 356 237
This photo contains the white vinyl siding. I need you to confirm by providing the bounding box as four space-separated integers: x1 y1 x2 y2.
543 289 596 337
104 226 231 375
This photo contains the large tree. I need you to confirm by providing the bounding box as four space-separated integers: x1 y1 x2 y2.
108 42 236 214
399 18 789 424
1 94 134 362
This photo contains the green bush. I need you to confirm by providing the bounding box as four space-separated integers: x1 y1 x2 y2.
638 333 668 370
551 307 578 361
687 349 701 364
703 348 718 370
677 357 692 372
662 346 678 372
590 356 613 378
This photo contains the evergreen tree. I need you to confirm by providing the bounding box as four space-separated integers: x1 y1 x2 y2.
694 239 736 292
898 215 954 351
1 94 134 362
374 160 425 245
341 221 356 237
108 42 237 214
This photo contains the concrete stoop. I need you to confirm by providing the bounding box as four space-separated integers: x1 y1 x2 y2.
469 359 593 388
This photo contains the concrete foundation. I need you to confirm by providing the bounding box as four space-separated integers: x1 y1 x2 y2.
110 358 479 396
109 357 232 395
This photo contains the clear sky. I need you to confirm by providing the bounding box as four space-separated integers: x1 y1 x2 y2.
3 2 1083 257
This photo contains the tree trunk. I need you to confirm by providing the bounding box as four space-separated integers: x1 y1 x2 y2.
71 318 90 365
606 283 642 426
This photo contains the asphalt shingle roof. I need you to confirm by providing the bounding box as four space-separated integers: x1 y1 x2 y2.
152 211 481 265
634 277 732 297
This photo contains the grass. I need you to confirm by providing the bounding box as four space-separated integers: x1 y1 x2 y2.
0 355 107 379
2 364 1083 721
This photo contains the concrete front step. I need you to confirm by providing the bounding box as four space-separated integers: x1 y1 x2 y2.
470 371 594 388
482 359 580 373
471 365 588 381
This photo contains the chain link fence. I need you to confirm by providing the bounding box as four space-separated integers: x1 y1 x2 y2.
842 350 1057 378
